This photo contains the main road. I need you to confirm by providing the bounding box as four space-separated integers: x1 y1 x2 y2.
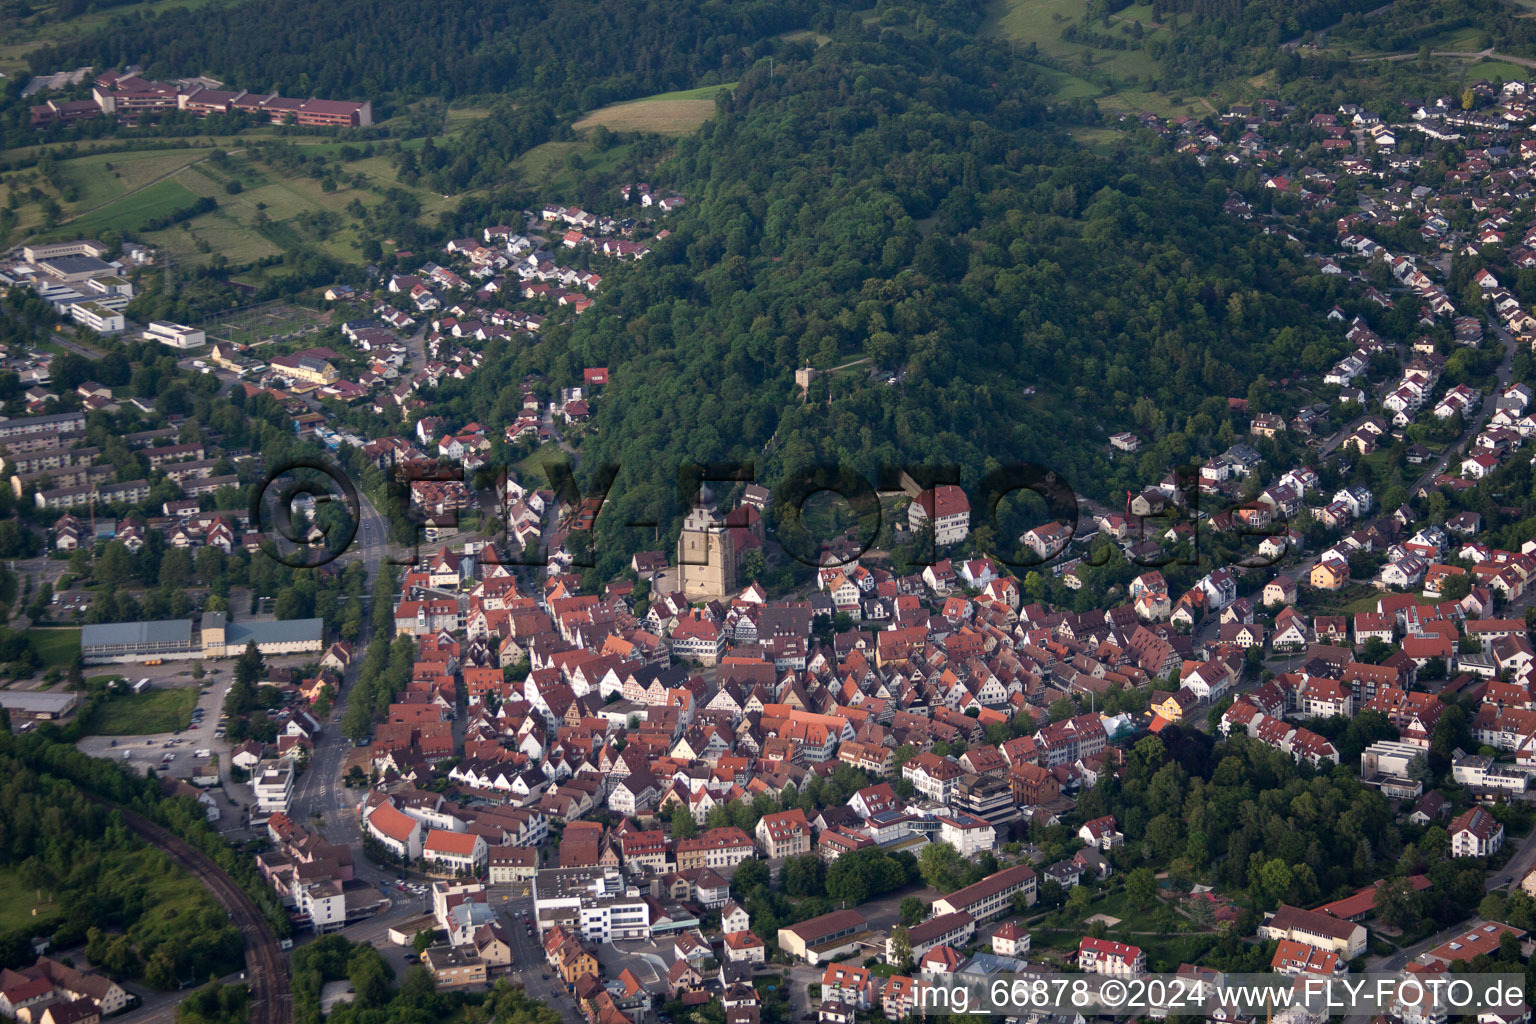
290 488 393 844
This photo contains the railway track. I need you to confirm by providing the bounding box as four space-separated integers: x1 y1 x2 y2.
95 800 292 1024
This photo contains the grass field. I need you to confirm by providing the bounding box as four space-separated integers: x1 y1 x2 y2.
4 107 481 263
512 442 569 487
41 176 203 240
29 627 79 669
67 148 215 207
1 148 216 237
1304 583 1383 617
0 865 51 932
84 687 199 735
511 138 637 196
779 28 831 46
0 848 214 939
574 83 736 135
7 80 666 266
984 0 1236 114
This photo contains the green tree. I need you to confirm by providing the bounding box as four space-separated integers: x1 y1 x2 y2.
889 925 913 971
732 858 770 896
918 841 966 893
782 854 825 898
1126 867 1157 908
235 641 264 688
670 808 697 841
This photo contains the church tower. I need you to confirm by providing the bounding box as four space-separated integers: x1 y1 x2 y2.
677 485 736 601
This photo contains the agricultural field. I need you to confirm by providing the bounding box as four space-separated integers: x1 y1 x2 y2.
0 865 43 933
3 102 495 263
0 147 217 236
573 83 736 135
48 177 203 240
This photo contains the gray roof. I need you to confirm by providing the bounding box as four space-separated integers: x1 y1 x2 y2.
225 617 324 646
82 619 193 649
40 255 114 275
0 691 78 714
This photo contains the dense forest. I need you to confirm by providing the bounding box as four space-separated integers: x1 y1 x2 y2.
1144 0 1380 87
1325 0 1536 56
33 0 861 108
0 727 291 940
0 734 243 986
418 1 1346 578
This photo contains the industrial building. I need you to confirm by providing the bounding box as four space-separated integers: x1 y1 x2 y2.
81 613 324 664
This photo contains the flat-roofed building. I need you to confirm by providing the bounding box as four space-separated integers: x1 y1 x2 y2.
0 690 79 720
40 255 115 282
35 478 150 511
422 944 486 987
64 297 122 334
144 321 206 349
254 763 294 815
22 241 108 263
201 612 325 657
0 410 85 439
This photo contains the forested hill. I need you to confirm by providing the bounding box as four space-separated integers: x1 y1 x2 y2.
428 1 1348 579
33 0 859 106
1145 0 1382 88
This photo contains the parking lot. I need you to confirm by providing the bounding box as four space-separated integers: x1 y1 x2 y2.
76 674 238 810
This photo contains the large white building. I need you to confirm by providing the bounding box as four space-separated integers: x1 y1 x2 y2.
930 864 1036 922
296 878 346 932
887 910 974 964
1450 754 1529 794
1450 807 1505 858
68 301 125 335
423 829 488 875
144 321 206 349
365 799 424 861
253 763 293 815
579 894 651 943
908 485 970 546
937 814 997 857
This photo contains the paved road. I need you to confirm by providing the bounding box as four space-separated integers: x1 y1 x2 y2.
52 334 104 360
499 889 583 1015
1354 47 1536 71
290 487 392 845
